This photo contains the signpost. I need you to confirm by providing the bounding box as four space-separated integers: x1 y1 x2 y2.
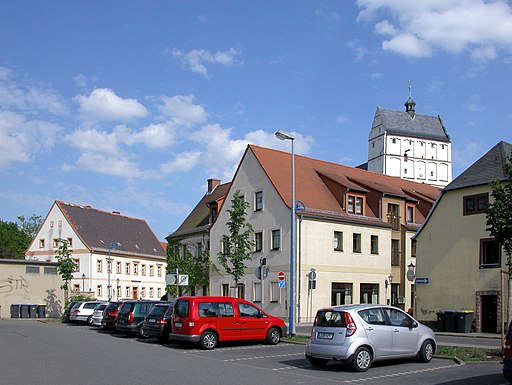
415 277 429 284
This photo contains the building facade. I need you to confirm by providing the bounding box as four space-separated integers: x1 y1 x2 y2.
26 201 167 302
209 145 440 322
367 96 452 187
414 141 512 333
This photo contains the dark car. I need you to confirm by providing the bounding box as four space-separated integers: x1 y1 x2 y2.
141 302 174 342
100 302 121 330
116 300 159 336
504 322 512 382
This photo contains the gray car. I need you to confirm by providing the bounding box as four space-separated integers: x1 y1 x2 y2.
90 303 109 326
305 304 436 372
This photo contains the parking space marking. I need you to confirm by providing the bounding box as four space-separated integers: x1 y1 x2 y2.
185 344 287 353
223 352 303 362
340 363 461 383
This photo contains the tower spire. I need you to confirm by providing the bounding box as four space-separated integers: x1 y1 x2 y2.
404 80 416 118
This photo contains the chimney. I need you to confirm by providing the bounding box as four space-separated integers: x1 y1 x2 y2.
207 178 221 194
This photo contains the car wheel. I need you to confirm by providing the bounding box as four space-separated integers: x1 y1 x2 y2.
417 340 434 363
308 357 329 368
139 328 149 338
266 327 281 345
87 316 93 325
352 346 372 372
199 331 218 350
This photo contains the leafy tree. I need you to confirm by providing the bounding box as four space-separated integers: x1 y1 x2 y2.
166 239 210 298
218 190 254 293
55 238 78 303
17 214 43 238
0 220 30 259
486 155 512 323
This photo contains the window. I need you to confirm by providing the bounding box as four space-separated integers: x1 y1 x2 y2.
133 263 139 276
199 302 234 317
334 231 343 251
53 238 59 248
125 263 131 275
117 286 121 299
181 244 187 258
97 260 103 273
141 287 145 298
197 242 203 257
157 287 162 298
149 265 154 276
255 191 263 211
116 261 121 274
125 287 130 298
270 282 280 302
463 193 488 215
411 240 417 258
388 203 400 230
67 237 73 247
149 287 154 298
384 308 411 327
360 283 379 304
97 285 102 297
353 233 361 253
157 265 162 277
74 258 80 272
255 232 263 252
141 264 146 276
406 206 414 223
331 283 352 306
237 303 260 317
222 283 230 296
391 239 400 266
236 283 245 299
271 229 281 250
347 195 364 215
371 235 379 254
480 239 500 268
253 282 262 303
44 267 57 275
73 284 80 292
26 266 40 274
39 239 45 248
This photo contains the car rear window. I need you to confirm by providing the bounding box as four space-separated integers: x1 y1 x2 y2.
84 302 99 309
175 300 189 317
149 304 172 317
105 302 119 312
199 302 234 317
119 303 135 314
315 310 346 328
137 303 153 315
95 304 107 311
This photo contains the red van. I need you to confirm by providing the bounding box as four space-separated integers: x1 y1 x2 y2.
170 296 287 349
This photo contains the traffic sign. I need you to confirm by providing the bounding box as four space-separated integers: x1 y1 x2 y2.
178 274 189 286
165 274 176 285
278 280 286 289
277 271 285 281
416 277 429 284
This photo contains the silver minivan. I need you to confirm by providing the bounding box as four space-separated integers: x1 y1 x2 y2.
305 304 436 371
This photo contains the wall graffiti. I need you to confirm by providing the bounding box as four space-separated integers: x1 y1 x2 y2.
0 275 30 294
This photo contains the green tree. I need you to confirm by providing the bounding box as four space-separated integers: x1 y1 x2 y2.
55 238 78 303
17 214 43 238
0 220 30 259
486 155 512 323
166 239 210 298
218 190 254 293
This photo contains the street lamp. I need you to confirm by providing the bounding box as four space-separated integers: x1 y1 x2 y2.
407 263 416 315
108 242 120 301
116 278 120 301
81 273 86 292
275 129 296 336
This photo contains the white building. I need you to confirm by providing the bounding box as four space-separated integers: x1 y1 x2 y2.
26 201 167 301
209 145 440 323
367 96 452 187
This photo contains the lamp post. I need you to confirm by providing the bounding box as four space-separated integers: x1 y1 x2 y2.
116 278 120 301
108 242 119 301
275 130 296 336
407 263 416 315
81 273 86 292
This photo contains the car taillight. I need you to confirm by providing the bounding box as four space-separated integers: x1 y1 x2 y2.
504 338 512 357
128 312 134 324
157 320 167 325
344 312 357 337
108 311 118 317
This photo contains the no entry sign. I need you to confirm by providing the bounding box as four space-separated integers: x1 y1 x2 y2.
277 271 285 281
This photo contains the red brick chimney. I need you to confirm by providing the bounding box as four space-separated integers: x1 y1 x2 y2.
207 178 220 194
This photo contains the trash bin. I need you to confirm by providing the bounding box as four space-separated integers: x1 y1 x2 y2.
444 310 459 332
29 304 38 318
20 304 30 318
10 304 21 318
456 310 474 333
436 312 446 332
37 305 46 318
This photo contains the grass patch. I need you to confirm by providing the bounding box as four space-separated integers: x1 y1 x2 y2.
282 336 502 362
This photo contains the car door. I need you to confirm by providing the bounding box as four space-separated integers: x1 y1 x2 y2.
358 308 393 359
237 302 266 340
198 301 240 340
384 307 420 356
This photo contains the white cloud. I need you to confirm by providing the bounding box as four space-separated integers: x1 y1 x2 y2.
356 0 512 62
117 122 178 149
65 129 119 154
75 151 143 178
0 110 63 169
336 115 350 125
74 88 148 121
348 40 368 61
172 48 241 79
160 151 202 173
158 95 208 127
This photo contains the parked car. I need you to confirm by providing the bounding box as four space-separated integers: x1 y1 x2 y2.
63 301 82 322
140 302 174 342
70 301 106 324
100 301 121 330
170 296 287 350
90 303 109 327
503 321 512 383
305 304 436 372
116 300 159 336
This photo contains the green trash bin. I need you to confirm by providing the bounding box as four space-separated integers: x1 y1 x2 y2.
456 310 474 333
444 310 459 332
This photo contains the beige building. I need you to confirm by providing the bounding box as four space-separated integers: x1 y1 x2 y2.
26 201 167 302
414 141 512 333
0 259 64 318
209 145 440 323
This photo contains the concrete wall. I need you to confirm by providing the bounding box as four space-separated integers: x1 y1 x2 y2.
0 259 65 318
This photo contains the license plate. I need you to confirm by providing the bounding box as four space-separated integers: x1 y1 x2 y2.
174 322 182 328
148 318 156 323
317 332 334 339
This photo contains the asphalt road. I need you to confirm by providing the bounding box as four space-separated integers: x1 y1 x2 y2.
0 319 506 385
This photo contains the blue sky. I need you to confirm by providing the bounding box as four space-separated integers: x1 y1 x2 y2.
1 1 511 240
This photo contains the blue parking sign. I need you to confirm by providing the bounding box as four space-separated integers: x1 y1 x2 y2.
278 281 286 289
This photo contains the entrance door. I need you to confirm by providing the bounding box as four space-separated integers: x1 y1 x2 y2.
481 295 497 333
132 286 139 300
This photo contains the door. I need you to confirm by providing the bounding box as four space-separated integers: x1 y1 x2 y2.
359 308 393 358
384 307 418 356
132 286 139 300
481 295 497 333
237 302 266 339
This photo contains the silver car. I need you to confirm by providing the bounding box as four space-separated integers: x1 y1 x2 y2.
305 304 436 372
90 303 109 326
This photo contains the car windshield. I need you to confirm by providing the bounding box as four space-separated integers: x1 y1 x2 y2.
315 310 346 328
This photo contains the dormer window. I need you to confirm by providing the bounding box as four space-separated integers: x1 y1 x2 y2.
347 195 364 215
